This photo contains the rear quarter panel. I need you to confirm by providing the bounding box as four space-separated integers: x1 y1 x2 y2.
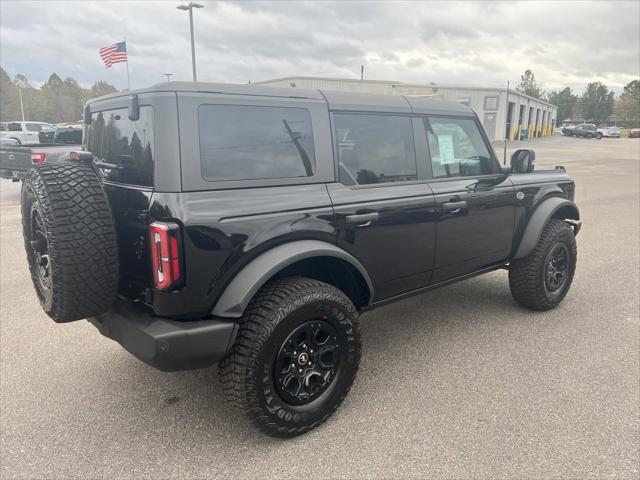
149 186 336 317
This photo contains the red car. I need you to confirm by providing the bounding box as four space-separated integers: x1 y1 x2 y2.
629 129 640 138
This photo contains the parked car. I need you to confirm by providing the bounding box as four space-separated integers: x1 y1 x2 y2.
20 82 581 438
629 128 640 138
562 123 602 139
0 121 56 144
598 126 621 138
0 126 82 180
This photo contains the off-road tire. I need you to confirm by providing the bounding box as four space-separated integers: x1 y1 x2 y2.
509 219 576 311
21 161 118 322
219 276 361 438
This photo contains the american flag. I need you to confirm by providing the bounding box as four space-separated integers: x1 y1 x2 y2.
99 41 127 68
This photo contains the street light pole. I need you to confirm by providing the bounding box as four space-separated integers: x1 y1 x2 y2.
177 2 204 82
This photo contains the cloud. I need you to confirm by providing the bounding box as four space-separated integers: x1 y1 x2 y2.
0 1 638 94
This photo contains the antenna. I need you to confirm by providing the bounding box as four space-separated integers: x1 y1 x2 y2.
163 73 173 82
504 80 509 165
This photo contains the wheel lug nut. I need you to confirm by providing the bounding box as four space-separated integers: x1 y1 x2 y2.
293 351 297 355
299 369 303 373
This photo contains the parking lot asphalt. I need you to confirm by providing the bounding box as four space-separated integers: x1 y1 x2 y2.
1 135 638 479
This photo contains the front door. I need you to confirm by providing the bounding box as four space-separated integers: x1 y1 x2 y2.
328 112 437 301
422 116 516 283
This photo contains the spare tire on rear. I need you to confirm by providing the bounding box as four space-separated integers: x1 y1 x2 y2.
21 161 119 322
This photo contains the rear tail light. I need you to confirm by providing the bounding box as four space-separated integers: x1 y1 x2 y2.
149 221 183 290
31 153 46 164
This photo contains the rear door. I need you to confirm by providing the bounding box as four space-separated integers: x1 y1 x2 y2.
328 112 437 301
421 116 516 283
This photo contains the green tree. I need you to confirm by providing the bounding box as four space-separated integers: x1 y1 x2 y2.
614 80 640 125
88 80 117 99
517 69 544 99
547 87 578 125
577 82 615 123
0 68 20 121
0 67 118 123
623 80 640 97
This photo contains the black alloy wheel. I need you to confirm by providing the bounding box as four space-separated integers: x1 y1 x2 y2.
544 243 569 293
29 205 51 293
274 320 342 406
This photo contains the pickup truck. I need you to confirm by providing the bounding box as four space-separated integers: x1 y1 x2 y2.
0 121 56 145
0 126 82 180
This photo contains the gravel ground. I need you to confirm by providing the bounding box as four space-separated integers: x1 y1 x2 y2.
1 135 638 479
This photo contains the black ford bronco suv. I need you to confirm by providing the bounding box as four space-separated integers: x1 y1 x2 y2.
21 82 580 437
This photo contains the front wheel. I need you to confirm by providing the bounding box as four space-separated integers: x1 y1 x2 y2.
509 219 577 311
596 132 603 139
219 277 361 437
585 133 594 139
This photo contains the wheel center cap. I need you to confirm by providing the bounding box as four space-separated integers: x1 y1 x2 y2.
297 352 309 365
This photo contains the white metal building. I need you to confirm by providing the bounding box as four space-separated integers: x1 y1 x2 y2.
254 76 558 142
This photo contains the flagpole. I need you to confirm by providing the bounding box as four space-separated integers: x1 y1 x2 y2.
124 36 131 90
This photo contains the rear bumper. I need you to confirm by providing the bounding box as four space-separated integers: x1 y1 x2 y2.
88 300 238 372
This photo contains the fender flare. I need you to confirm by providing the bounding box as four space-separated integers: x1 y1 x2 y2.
211 240 374 318
513 197 580 260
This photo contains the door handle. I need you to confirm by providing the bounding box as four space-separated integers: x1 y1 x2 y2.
345 212 379 227
441 201 467 213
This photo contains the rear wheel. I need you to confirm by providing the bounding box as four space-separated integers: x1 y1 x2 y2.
596 132 603 139
21 161 119 322
219 276 361 438
585 132 594 139
509 219 577 311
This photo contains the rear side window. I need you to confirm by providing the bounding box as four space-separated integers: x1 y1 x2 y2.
8 123 22 131
86 106 154 187
424 117 496 178
198 104 315 182
334 113 416 186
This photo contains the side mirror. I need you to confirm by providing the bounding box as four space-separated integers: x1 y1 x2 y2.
83 104 92 125
510 149 535 173
128 94 139 121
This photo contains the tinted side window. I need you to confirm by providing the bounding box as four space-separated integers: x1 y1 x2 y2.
8 123 22 131
26 123 44 132
199 104 315 182
54 128 82 144
424 117 496 178
334 113 416 186
87 106 154 187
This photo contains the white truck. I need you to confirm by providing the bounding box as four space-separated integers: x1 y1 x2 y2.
0 121 56 144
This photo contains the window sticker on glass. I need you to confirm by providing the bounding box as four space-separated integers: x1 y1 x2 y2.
437 135 455 165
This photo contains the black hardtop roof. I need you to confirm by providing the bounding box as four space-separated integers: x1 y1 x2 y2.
86 81 475 116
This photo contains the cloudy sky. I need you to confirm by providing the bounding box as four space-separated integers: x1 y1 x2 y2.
1 0 638 94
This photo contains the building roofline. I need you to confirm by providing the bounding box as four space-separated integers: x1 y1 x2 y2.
253 75 400 85
254 76 557 109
